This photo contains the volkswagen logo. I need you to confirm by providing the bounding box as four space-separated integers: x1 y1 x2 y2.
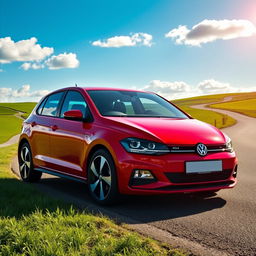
196 143 208 156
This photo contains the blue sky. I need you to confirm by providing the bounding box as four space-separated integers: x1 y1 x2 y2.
1 0 256 102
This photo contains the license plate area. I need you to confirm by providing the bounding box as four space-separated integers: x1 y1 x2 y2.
186 160 222 174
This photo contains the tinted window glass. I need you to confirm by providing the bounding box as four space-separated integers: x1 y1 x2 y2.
41 92 64 116
140 97 176 116
87 90 188 118
60 91 87 118
37 97 47 115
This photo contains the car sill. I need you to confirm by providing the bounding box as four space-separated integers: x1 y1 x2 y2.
34 168 87 183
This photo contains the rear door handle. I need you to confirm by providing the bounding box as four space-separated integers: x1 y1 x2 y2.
31 121 37 127
51 125 58 131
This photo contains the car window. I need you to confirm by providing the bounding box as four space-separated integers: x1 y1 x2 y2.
140 97 176 116
36 97 47 115
87 90 188 118
60 91 88 118
41 92 64 117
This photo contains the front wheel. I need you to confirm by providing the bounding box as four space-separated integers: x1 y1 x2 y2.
18 142 42 182
87 149 119 205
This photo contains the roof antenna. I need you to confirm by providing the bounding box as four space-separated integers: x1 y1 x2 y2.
75 83 78 87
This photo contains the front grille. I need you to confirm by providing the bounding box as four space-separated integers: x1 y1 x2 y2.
169 144 227 153
165 169 233 183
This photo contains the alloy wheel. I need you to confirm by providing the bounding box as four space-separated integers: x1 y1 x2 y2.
19 146 31 179
89 155 112 201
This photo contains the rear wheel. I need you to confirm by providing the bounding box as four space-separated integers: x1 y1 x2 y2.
19 142 42 182
87 149 119 205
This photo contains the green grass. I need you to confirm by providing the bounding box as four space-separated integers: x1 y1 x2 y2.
0 116 23 144
0 145 185 256
0 102 37 143
0 106 17 115
0 102 37 118
172 94 237 129
172 91 256 127
175 104 236 129
210 98 256 118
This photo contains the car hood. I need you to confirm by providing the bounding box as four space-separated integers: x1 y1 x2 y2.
106 117 226 145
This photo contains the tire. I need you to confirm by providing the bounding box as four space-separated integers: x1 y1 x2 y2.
87 149 119 205
18 142 42 182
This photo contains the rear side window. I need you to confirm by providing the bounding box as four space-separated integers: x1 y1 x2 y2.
41 92 64 116
36 97 47 115
60 90 88 118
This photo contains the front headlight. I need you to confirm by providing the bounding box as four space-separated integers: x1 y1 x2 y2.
120 138 170 155
225 136 233 152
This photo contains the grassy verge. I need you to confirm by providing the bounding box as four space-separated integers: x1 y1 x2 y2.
0 145 185 256
210 98 256 118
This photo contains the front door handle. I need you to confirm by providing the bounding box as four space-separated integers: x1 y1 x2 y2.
51 125 58 131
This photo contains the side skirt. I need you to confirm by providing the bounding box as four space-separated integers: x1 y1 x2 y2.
34 167 87 183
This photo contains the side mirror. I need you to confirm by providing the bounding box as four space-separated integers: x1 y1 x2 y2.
64 110 83 120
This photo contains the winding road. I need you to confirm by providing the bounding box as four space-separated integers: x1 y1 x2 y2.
9 104 256 256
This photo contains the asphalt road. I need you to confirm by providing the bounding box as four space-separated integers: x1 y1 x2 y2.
11 106 256 256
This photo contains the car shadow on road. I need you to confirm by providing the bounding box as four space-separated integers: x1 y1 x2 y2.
38 175 227 224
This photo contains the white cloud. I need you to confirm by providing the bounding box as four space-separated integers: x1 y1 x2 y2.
0 37 53 63
0 85 49 102
165 19 256 46
45 52 79 70
20 62 44 70
197 79 232 93
0 69 3 72
143 79 255 100
92 33 153 48
144 80 190 99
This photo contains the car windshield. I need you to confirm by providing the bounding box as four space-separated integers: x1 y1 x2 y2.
87 90 188 118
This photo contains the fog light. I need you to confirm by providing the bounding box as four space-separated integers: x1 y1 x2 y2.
133 170 154 179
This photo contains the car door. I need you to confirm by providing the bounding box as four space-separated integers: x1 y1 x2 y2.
31 91 65 169
48 90 93 179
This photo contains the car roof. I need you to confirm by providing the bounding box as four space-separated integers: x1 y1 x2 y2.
82 87 147 93
46 87 154 96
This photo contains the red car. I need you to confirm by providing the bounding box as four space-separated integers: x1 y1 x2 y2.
18 87 238 204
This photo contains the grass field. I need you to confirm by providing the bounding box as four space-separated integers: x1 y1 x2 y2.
0 106 17 115
0 116 23 144
0 145 185 256
172 94 238 129
210 98 256 118
0 103 36 143
0 102 36 118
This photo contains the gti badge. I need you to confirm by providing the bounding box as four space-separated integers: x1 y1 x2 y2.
196 143 208 156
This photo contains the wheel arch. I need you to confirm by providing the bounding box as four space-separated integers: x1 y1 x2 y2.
18 137 30 154
85 143 118 179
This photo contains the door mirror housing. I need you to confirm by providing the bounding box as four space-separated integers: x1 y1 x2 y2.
64 110 83 121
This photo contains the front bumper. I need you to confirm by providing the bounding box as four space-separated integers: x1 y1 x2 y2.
115 148 238 195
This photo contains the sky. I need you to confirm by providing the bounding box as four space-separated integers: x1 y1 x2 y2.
1 0 256 102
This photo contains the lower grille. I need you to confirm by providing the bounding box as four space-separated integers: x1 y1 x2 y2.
155 180 235 191
165 169 233 183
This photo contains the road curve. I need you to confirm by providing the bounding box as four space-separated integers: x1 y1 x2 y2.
0 134 19 148
11 105 256 256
